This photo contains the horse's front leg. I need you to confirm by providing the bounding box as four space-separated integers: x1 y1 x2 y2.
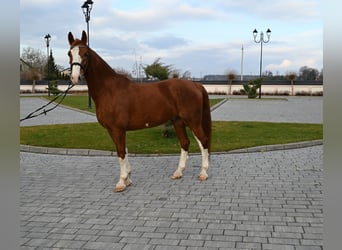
116 155 132 192
108 129 132 192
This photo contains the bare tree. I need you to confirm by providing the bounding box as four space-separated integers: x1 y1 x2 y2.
298 66 319 80
21 47 46 69
21 67 42 93
21 47 46 88
226 70 237 95
286 72 297 96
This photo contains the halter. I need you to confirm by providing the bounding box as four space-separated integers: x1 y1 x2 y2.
69 45 89 74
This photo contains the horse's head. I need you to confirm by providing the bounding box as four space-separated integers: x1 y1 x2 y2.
68 31 89 84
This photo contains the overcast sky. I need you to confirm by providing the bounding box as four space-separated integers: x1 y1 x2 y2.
20 0 322 78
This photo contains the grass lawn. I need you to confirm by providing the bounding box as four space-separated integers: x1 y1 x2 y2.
20 121 322 154
19 95 322 154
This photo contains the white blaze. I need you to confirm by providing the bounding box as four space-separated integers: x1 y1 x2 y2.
70 46 81 84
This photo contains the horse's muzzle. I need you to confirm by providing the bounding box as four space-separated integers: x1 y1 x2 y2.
70 75 81 84
70 62 83 84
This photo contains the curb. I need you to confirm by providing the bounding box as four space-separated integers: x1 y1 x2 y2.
210 98 229 112
20 139 323 157
39 97 97 117
224 139 323 154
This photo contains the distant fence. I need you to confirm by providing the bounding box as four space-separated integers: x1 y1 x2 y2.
199 79 323 86
198 80 323 95
20 79 323 96
203 84 323 96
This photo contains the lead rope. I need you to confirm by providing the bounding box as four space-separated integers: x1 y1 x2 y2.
20 81 75 122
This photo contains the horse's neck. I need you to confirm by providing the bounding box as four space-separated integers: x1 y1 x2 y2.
86 49 115 79
84 49 128 101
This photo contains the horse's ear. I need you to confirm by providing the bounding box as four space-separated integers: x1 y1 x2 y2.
68 32 75 45
81 30 87 45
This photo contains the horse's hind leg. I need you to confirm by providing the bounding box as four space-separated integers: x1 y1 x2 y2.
193 135 209 180
171 120 190 180
191 129 210 181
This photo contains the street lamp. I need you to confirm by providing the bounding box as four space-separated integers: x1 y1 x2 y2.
81 0 93 109
44 34 51 96
253 28 271 98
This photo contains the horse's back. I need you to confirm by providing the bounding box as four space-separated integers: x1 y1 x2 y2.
157 79 209 117
159 78 205 99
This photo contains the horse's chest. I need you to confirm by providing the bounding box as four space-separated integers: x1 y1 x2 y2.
96 104 129 128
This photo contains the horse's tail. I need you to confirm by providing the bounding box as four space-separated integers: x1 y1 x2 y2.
201 86 212 153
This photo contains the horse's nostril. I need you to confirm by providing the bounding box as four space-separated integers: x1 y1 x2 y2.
70 75 79 84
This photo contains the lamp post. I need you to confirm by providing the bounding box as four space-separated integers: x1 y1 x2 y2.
253 28 271 98
81 0 93 109
44 34 51 96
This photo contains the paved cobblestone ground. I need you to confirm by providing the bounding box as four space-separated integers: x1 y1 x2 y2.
21 145 323 250
20 96 323 249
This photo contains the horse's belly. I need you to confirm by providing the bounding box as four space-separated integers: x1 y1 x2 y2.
127 110 175 130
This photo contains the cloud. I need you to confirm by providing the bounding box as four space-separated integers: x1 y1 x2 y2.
20 0 322 77
217 0 321 21
265 54 322 74
146 43 242 76
104 0 217 32
142 34 189 49
20 0 73 9
266 59 293 72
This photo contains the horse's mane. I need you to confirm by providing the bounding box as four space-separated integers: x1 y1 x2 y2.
72 39 131 82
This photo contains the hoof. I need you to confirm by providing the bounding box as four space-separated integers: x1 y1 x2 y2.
171 175 182 180
198 174 208 181
114 184 126 193
171 172 182 180
125 178 132 187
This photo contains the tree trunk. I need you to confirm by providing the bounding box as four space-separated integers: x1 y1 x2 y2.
32 80 36 93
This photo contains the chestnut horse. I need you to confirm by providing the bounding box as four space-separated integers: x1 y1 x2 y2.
68 31 211 192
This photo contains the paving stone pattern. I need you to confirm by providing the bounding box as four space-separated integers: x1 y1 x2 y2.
21 145 323 250
20 96 323 249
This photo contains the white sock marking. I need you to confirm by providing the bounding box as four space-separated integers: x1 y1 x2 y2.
173 148 188 178
178 148 188 171
193 134 209 178
117 156 132 187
